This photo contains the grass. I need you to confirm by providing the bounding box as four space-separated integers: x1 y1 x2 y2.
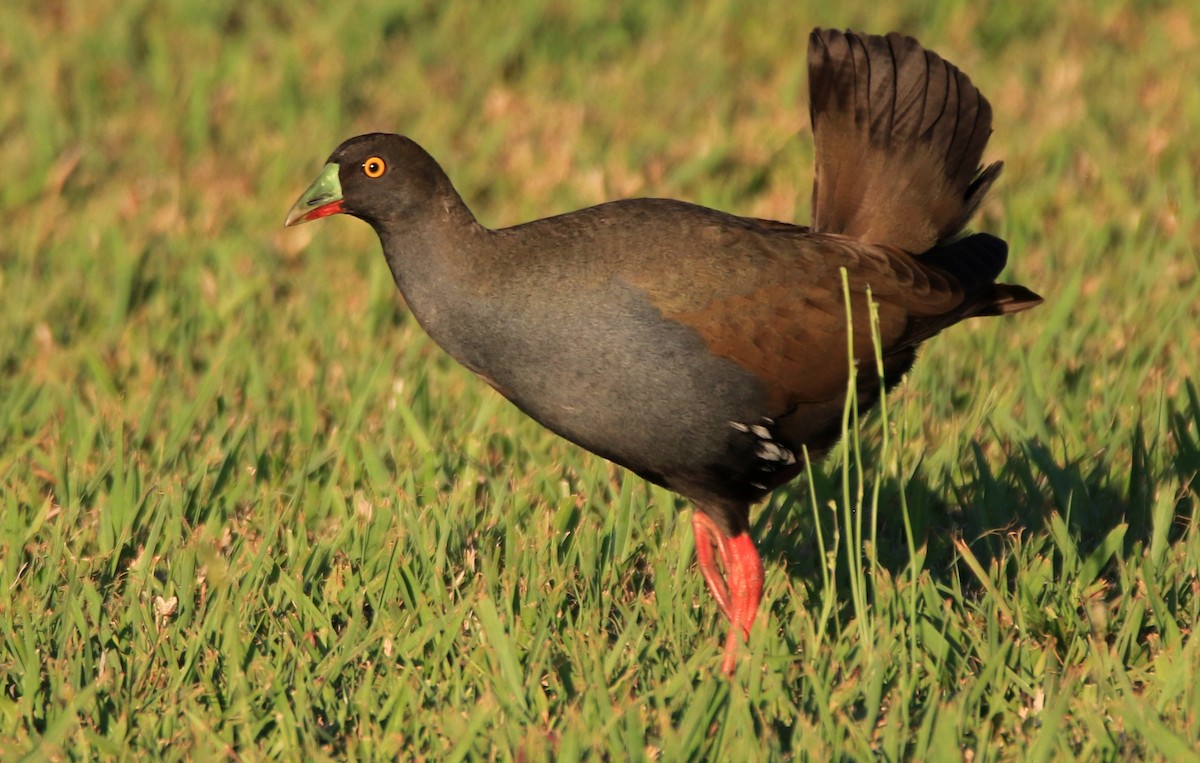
2 0 1199 759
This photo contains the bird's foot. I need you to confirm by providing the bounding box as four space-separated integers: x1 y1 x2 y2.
691 511 763 676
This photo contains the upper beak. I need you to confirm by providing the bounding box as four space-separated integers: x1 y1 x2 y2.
284 162 345 227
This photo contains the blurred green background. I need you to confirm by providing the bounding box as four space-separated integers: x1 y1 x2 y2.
2 0 1198 759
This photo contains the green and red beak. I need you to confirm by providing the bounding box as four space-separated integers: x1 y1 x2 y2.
284 162 345 227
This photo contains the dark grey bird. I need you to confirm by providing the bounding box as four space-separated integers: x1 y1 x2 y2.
285 28 1042 675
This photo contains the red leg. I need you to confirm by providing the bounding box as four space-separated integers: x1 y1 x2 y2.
691 510 764 676
720 531 763 675
691 512 733 620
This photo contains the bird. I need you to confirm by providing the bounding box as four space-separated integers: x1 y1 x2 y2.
285 28 1042 676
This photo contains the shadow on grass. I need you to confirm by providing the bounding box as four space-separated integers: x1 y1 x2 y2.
755 378 1200 597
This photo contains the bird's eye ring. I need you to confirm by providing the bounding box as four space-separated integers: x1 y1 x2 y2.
363 157 386 178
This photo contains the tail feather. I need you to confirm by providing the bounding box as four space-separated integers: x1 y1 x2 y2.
979 283 1045 316
894 233 1043 350
808 29 1000 253
921 233 1043 316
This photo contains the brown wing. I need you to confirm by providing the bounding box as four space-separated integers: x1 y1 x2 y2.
630 219 969 412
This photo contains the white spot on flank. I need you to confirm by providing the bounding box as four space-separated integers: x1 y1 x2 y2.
757 441 797 464
732 418 799 467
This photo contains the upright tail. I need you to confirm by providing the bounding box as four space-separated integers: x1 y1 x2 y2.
808 29 1001 254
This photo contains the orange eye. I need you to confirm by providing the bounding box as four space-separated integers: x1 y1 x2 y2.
363 157 386 178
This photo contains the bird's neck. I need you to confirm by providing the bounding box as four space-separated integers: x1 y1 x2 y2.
375 194 495 363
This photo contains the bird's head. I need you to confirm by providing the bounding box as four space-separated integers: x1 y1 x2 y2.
285 133 450 229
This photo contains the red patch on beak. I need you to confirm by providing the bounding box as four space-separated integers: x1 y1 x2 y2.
298 199 345 222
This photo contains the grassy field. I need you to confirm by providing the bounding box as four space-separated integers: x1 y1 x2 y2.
2 0 1199 759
